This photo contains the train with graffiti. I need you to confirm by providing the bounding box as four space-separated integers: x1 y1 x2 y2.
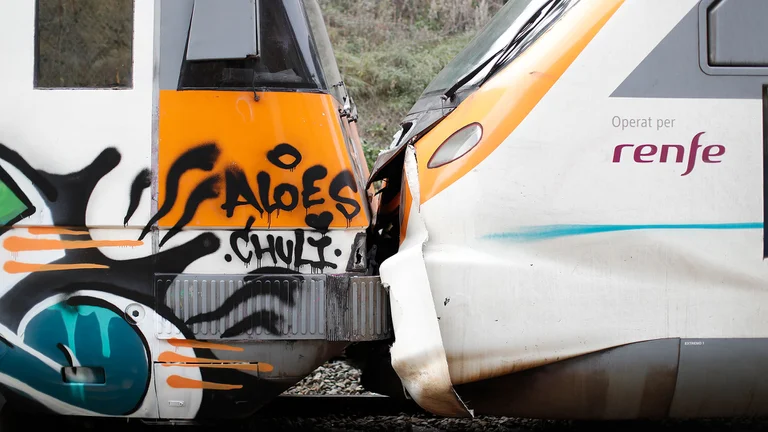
1 0 768 426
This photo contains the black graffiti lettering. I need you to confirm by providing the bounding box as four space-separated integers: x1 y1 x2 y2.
140 143 220 240
301 165 327 208
250 233 278 264
228 227 336 270
159 174 221 247
273 183 299 212
275 236 294 265
230 216 255 265
222 166 263 218
266 143 302 170
307 235 333 271
329 170 361 222
124 168 152 226
256 171 275 213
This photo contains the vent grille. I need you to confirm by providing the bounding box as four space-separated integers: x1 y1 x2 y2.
155 274 326 340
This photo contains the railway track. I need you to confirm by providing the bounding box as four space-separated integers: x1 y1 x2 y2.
5 395 768 431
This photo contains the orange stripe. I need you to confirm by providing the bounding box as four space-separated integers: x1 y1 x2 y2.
3 237 143 252
159 352 233 364
166 375 242 390
159 351 275 373
162 363 260 371
3 261 108 273
167 338 244 352
415 0 625 204
27 227 89 236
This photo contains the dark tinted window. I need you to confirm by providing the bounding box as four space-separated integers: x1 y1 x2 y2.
35 0 134 88
179 0 326 90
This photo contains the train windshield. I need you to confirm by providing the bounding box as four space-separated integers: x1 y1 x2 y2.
179 0 328 91
420 0 539 96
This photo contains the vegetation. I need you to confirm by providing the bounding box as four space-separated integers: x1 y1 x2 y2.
319 0 506 167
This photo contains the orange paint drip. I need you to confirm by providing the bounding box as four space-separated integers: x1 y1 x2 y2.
27 227 89 236
166 375 242 390
3 237 143 252
161 363 260 371
167 338 244 352
3 261 108 274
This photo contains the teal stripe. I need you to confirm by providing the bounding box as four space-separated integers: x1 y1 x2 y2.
484 223 764 242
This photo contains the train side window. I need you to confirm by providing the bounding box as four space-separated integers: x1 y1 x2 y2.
34 0 134 89
699 0 768 76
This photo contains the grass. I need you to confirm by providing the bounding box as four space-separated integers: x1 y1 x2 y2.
320 0 504 168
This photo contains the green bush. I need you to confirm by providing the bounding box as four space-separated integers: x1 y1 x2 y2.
320 0 504 169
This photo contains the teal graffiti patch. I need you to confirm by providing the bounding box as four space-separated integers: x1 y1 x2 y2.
483 223 764 242
0 301 150 415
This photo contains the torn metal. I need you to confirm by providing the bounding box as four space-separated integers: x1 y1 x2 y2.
378 145 473 418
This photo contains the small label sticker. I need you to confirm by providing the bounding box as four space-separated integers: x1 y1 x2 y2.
684 341 704 346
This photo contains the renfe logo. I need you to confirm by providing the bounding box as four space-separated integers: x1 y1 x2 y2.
612 132 724 176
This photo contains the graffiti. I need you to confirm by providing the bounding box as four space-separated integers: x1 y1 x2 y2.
180 267 305 337
228 215 340 271
0 144 267 418
219 142 361 230
124 168 151 226
8 296 151 415
0 138 350 418
141 141 361 247
140 142 221 244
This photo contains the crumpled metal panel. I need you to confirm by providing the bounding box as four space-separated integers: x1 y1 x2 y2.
326 275 392 342
154 273 326 340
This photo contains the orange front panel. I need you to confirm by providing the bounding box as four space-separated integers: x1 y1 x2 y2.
157 90 369 230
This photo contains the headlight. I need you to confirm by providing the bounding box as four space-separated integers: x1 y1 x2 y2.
426 122 483 169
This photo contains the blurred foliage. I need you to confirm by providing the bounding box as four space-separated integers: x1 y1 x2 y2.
36 0 133 88
319 0 506 168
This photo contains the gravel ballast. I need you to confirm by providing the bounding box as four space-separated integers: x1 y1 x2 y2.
283 360 373 396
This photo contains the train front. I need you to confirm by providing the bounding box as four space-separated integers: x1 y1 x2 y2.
369 0 768 421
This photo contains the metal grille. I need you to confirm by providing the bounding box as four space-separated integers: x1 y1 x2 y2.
155 274 326 340
350 276 390 340
326 276 391 342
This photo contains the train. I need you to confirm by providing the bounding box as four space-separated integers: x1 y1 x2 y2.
1 0 768 425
